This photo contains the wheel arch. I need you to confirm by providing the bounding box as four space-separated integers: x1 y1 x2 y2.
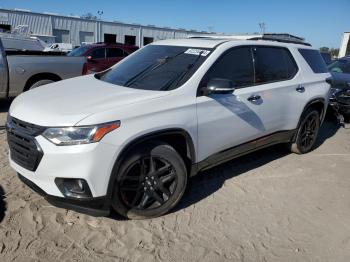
292 97 326 143
303 98 326 121
24 72 62 91
104 128 196 205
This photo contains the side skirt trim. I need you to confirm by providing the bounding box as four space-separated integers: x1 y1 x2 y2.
191 129 296 175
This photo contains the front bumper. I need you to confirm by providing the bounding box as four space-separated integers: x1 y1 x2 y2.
18 173 110 216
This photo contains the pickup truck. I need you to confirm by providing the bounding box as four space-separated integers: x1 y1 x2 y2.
0 37 86 98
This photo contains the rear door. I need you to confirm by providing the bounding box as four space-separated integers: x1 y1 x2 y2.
0 39 8 97
250 46 301 136
106 47 126 68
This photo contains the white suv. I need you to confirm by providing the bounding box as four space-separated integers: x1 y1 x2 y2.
6 38 330 219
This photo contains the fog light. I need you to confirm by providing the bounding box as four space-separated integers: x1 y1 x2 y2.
55 178 92 199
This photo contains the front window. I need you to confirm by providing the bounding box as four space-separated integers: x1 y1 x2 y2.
67 45 90 57
98 45 212 91
328 59 350 74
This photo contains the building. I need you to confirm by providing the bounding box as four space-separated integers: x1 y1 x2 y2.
0 8 213 47
339 32 350 58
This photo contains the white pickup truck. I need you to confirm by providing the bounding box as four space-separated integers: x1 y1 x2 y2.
0 37 86 98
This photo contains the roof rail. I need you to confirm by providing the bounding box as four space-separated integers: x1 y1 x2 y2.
188 33 312 46
249 36 312 46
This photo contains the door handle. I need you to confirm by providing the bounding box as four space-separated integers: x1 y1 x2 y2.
296 85 305 93
247 95 261 102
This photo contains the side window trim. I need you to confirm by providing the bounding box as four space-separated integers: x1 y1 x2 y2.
197 45 299 96
197 45 255 96
252 45 299 86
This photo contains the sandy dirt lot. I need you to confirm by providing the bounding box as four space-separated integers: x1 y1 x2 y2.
0 103 350 262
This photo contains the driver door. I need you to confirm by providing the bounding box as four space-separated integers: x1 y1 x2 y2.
196 47 266 163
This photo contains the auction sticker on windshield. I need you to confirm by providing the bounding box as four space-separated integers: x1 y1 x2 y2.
184 49 211 56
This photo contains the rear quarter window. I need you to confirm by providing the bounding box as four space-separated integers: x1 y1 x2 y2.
299 49 328 73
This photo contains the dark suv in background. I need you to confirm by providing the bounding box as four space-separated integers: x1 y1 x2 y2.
328 57 350 119
68 43 138 74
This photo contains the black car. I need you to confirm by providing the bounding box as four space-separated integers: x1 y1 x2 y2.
328 57 350 118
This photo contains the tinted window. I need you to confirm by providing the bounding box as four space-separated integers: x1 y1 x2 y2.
203 47 254 88
99 45 211 91
254 47 297 84
89 48 106 59
328 59 350 74
67 45 90 56
299 49 328 73
106 48 125 58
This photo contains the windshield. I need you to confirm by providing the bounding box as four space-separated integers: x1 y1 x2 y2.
67 45 90 56
328 59 350 74
98 45 212 91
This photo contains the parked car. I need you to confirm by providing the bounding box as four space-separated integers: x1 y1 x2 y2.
67 43 138 74
44 43 73 53
0 37 87 98
6 38 330 219
328 57 350 118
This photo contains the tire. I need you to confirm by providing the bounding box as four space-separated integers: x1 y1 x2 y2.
111 141 187 219
289 108 320 154
28 79 55 90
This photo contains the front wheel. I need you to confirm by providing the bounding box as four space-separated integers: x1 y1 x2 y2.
112 142 187 219
29 79 55 90
289 109 320 154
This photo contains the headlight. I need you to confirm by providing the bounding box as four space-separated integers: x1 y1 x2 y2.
42 121 120 146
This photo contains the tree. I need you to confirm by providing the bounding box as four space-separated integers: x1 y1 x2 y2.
320 47 330 52
320 47 339 58
81 13 98 20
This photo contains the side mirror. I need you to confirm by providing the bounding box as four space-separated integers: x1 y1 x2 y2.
203 78 235 96
87 56 96 63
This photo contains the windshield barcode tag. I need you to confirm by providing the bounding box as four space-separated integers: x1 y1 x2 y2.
185 49 211 56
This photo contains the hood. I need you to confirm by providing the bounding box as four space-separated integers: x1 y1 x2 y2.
330 72 350 89
9 75 169 126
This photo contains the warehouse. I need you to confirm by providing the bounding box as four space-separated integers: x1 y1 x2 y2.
0 8 211 47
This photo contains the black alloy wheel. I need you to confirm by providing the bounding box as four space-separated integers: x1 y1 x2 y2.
290 109 320 154
119 156 177 210
112 142 187 219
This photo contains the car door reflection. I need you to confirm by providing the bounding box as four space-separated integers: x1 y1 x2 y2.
211 94 266 132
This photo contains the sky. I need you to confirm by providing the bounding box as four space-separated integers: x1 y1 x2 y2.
0 0 349 48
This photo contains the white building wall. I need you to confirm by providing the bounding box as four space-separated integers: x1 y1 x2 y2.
0 8 213 47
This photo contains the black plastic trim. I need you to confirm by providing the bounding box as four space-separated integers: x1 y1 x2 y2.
194 130 296 173
18 173 109 217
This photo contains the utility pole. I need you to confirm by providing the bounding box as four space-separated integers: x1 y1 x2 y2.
97 10 104 20
259 22 266 34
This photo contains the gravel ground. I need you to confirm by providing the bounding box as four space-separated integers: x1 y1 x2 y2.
0 101 349 262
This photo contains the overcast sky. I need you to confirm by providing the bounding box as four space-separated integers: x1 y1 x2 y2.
0 0 349 48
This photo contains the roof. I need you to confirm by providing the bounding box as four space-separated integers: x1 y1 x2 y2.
151 37 311 49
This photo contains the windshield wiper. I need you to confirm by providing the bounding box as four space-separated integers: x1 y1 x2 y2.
125 51 185 87
160 51 204 91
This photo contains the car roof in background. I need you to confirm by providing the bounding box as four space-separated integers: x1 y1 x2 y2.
83 43 138 49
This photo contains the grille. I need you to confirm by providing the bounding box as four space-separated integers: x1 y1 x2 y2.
6 117 45 171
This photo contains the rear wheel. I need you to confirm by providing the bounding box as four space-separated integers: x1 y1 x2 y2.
289 109 320 154
112 142 187 219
